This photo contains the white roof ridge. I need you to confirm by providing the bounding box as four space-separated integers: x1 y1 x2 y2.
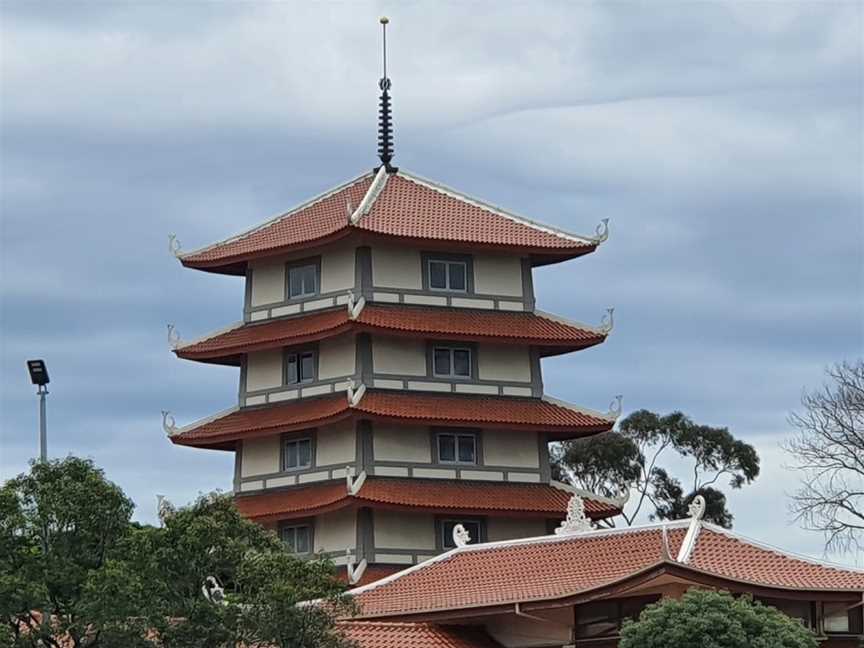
394 169 598 246
350 165 389 225
174 321 245 350
348 519 692 598
699 522 864 574
541 393 618 423
534 308 608 335
170 405 239 436
549 480 627 507
177 171 373 259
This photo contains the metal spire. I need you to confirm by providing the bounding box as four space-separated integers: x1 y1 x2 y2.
377 16 396 173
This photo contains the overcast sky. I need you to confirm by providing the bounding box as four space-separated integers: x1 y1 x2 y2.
1 1 861 566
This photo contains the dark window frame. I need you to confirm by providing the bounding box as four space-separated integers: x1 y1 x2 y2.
421 252 474 294
284 344 318 385
431 428 483 466
426 341 479 381
280 430 316 472
285 257 321 301
278 519 314 555
574 595 662 640
436 516 486 550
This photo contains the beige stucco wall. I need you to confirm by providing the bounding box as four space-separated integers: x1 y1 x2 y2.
483 430 540 468
241 436 281 477
371 246 422 289
316 421 356 466
374 424 431 463
374 510 436 550
478 345 531 382
372 336 426 376
486 517 547 542
474 255 523 296
246 349 283 391
318 334 356 379
320 247 355 294
314 509 356 554
249 261 285 306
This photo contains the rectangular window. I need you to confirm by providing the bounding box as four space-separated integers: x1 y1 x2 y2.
433 346 472 378
286 350 315 384
427 258 467 292
288 263 318 299
441 519 482 549
575 596 661 639
280 524 312 555
823 602 863 634
283 438 312 471
438 432 476 464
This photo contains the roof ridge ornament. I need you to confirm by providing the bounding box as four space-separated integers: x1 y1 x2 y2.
345 548 368 585
599 307 615 334
452 523 472 548
592 218 610 243
554 494 594 535
676 494 706 563
346 465 367 495
347 381 367 407
376 17 397 173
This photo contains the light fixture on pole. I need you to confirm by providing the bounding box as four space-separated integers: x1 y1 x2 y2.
26 359 50 462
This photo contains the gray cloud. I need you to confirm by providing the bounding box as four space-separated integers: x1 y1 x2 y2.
1 1 861 566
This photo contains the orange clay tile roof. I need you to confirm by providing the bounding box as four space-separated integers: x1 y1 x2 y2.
348 523 864 619
174 305 606 364
688 526 864 590
338 622 503 648
169 392 614 448
179 170 597 273
234 478 621 522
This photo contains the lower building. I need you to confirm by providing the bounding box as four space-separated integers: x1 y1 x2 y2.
340 496 864 647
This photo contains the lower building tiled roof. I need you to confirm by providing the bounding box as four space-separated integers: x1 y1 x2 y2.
338 622 503 648
347 522 864 620
174 305 606 365
169 391 615 448
235 478 622 522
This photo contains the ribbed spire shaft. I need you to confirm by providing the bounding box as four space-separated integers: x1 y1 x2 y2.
377 17 396 172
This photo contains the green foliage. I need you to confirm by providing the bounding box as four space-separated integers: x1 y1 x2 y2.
552 410 760 527
0 457 353 648
619 589 818 648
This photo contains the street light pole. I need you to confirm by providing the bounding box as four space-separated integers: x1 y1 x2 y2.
27 360 50 462
38 384 48 462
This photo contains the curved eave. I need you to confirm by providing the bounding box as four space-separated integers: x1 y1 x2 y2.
173 306 607 366
168 391 616 450
178 229 598 276
235 478 621 524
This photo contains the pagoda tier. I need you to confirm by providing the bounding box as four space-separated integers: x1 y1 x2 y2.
234 478 622 523
168 390 616 450
177 169 603 275
174 305 608 365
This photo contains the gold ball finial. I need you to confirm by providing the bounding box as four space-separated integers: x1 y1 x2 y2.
380 16 389 25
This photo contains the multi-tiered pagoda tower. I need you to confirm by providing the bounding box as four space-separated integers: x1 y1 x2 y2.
166 20 623 585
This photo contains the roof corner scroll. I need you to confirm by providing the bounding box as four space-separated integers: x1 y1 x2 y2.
554 494 594 536
161 410 178 436
167 324 181 350
168 234 182 258
607 395 623 418
592 218 610 243
599 307 615 334
675 494 706 564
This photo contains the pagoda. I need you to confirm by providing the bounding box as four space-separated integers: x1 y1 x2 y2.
165 18 623 585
